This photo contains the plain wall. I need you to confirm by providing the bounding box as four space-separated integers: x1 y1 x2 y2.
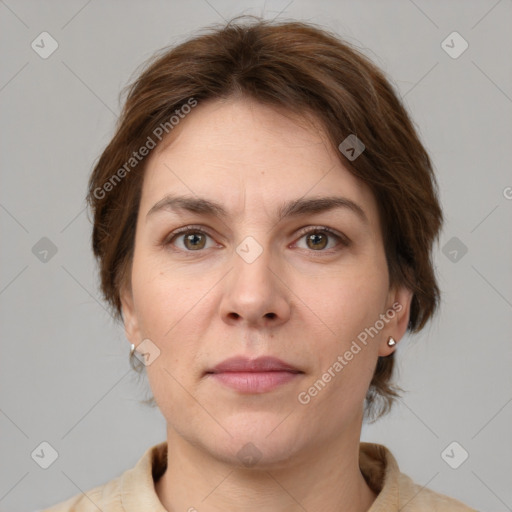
0 1 511 511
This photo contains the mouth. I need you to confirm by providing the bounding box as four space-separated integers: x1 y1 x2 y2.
204 356 304 394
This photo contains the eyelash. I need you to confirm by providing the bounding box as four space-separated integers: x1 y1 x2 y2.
163 225 349 255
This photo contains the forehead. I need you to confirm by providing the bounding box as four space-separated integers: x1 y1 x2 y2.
140 97 379 224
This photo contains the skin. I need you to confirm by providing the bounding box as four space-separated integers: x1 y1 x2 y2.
121 96 413 512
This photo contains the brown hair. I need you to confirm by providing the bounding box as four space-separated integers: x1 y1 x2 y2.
88 16 443 420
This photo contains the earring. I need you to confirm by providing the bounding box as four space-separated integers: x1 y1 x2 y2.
130 343 136 357
387 336 396 347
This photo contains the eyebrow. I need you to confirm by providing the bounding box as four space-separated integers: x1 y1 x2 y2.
146 194 368 224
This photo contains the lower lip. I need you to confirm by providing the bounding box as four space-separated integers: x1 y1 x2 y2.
208 371 300 393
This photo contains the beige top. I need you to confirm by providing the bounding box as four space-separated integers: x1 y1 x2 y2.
42 441 476 511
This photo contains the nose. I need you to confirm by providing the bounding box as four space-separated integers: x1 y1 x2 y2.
219 243 291 329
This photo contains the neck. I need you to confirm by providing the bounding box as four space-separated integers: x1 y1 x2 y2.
155 427 377 512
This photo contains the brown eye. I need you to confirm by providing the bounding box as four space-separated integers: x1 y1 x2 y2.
183 232 207 250
295 227 347 253
165 227 215 252
306 232 328 250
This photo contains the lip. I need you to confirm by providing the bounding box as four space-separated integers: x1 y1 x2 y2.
205 356 303 393
208 356 301 374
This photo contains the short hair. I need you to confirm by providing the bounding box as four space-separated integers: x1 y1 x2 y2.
88 16 443 420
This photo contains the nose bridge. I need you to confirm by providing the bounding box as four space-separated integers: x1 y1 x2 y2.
232 235 275 302
220 234 290 326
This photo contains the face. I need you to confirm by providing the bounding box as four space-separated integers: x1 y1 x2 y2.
121 97 412 467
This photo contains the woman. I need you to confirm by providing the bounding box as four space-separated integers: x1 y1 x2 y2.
44 16 476 511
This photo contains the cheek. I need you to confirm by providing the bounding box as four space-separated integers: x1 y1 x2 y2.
130 247 205 337
129 258 209 412
129 250 216 386
296 267 388 416
307 262 389 343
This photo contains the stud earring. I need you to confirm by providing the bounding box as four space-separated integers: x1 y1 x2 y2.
387 336 396 347
130 343 136 357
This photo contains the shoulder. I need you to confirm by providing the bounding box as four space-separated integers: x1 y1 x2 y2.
40 441 168 512
40 475 123 512
359 442 477 512
396 472 478 511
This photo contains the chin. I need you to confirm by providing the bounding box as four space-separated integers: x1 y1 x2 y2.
204 414 308 470
211 437 304 471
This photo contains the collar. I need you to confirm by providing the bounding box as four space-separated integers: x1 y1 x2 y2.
119 440 400 511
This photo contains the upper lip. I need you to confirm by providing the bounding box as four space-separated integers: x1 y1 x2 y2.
206 356 302 374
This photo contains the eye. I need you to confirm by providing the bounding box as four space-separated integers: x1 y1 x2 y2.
294 226 348 252
165 226 216 251
163 225 349 253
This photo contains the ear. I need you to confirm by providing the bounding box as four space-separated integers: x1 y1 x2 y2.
378 284 414 357
119 282 142 348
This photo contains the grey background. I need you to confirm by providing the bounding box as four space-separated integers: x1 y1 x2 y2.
1 1 511 511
